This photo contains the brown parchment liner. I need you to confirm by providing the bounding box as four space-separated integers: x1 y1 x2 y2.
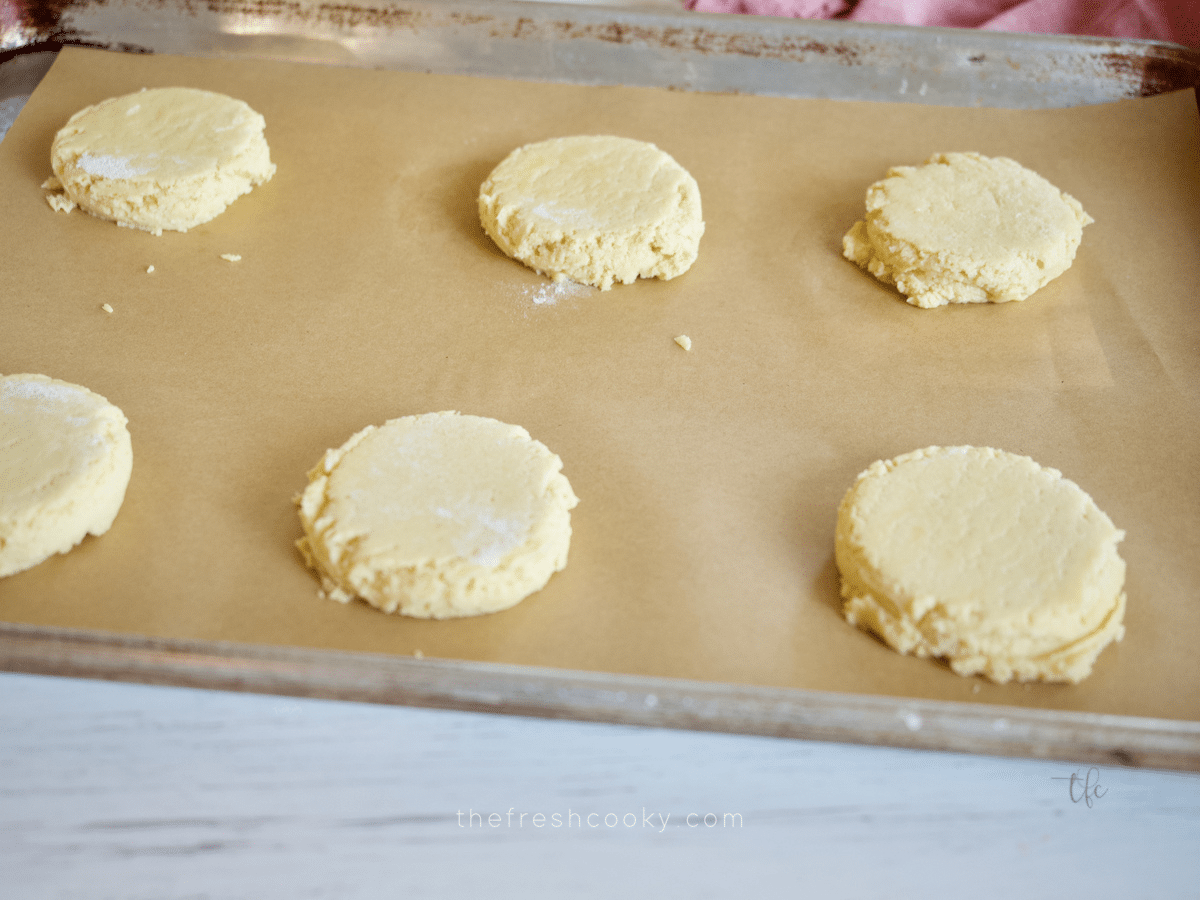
1 46 1197 722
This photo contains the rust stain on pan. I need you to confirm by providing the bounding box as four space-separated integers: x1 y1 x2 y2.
8 0 1198 97
1098 47 1200 97
4 0 126 54
7 0 864 66
502 15 862 64
3 0 147 58
6 0 85 41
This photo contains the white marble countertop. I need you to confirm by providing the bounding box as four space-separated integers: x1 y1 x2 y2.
3 671 1198 897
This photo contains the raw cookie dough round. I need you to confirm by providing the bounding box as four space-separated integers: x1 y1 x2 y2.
0 374 133 578
835 446 1126 683
49 87 276 235
478 135 704 290
296 411 579 619
843 152 1092 308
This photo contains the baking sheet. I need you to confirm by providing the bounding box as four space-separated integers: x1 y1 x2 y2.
1 45 1198 728
9 0 1199 109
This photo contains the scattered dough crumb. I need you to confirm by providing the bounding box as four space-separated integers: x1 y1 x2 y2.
674 334 692 351
146 265 154 274
220 253 242 263
46 192 75 214
413 649 424 660
101 303 114 314
41 176 72 213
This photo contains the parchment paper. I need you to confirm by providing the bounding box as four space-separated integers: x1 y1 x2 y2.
2 46 1198 721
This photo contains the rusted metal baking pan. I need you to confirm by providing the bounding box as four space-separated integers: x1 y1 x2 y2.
2 1 1199 772
4 0 1198 107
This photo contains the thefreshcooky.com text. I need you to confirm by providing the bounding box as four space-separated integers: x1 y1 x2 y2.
456 808 742 832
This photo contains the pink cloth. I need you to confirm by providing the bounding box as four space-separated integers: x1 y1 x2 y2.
683 0 1199 48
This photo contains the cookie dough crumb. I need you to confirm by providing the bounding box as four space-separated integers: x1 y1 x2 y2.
674 334 692 351
44 175 73 212
46 192 75 214
220 253 242 263
101 303 114 314
146 265 154 274
413 649 424 660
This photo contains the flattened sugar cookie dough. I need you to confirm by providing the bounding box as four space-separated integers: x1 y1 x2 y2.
49 87 275 235
835 446 1125 683
296 411 579 619
843 152 1092 308
478 135 704 290
0 374 133 578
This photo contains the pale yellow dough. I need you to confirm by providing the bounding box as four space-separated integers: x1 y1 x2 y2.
296 411 578 619
49 87 275 235
0 374 133 578
843 152 1092 308
478 135 704 290
835 446 1126 683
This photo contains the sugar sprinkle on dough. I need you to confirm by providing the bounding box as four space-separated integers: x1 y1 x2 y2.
146 265 155 274
843 152 1092 308
296 411 578 619
220 253 242 262
0 374 133 578
674 334 692 351
49 87 275 235
835 445 1125 683
101 303 114 314
479 135 704 291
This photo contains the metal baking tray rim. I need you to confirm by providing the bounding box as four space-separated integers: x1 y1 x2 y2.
3 0 1198 109
4 621 1198 771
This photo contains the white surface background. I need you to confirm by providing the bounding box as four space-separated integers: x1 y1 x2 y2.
2 672 1198 898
